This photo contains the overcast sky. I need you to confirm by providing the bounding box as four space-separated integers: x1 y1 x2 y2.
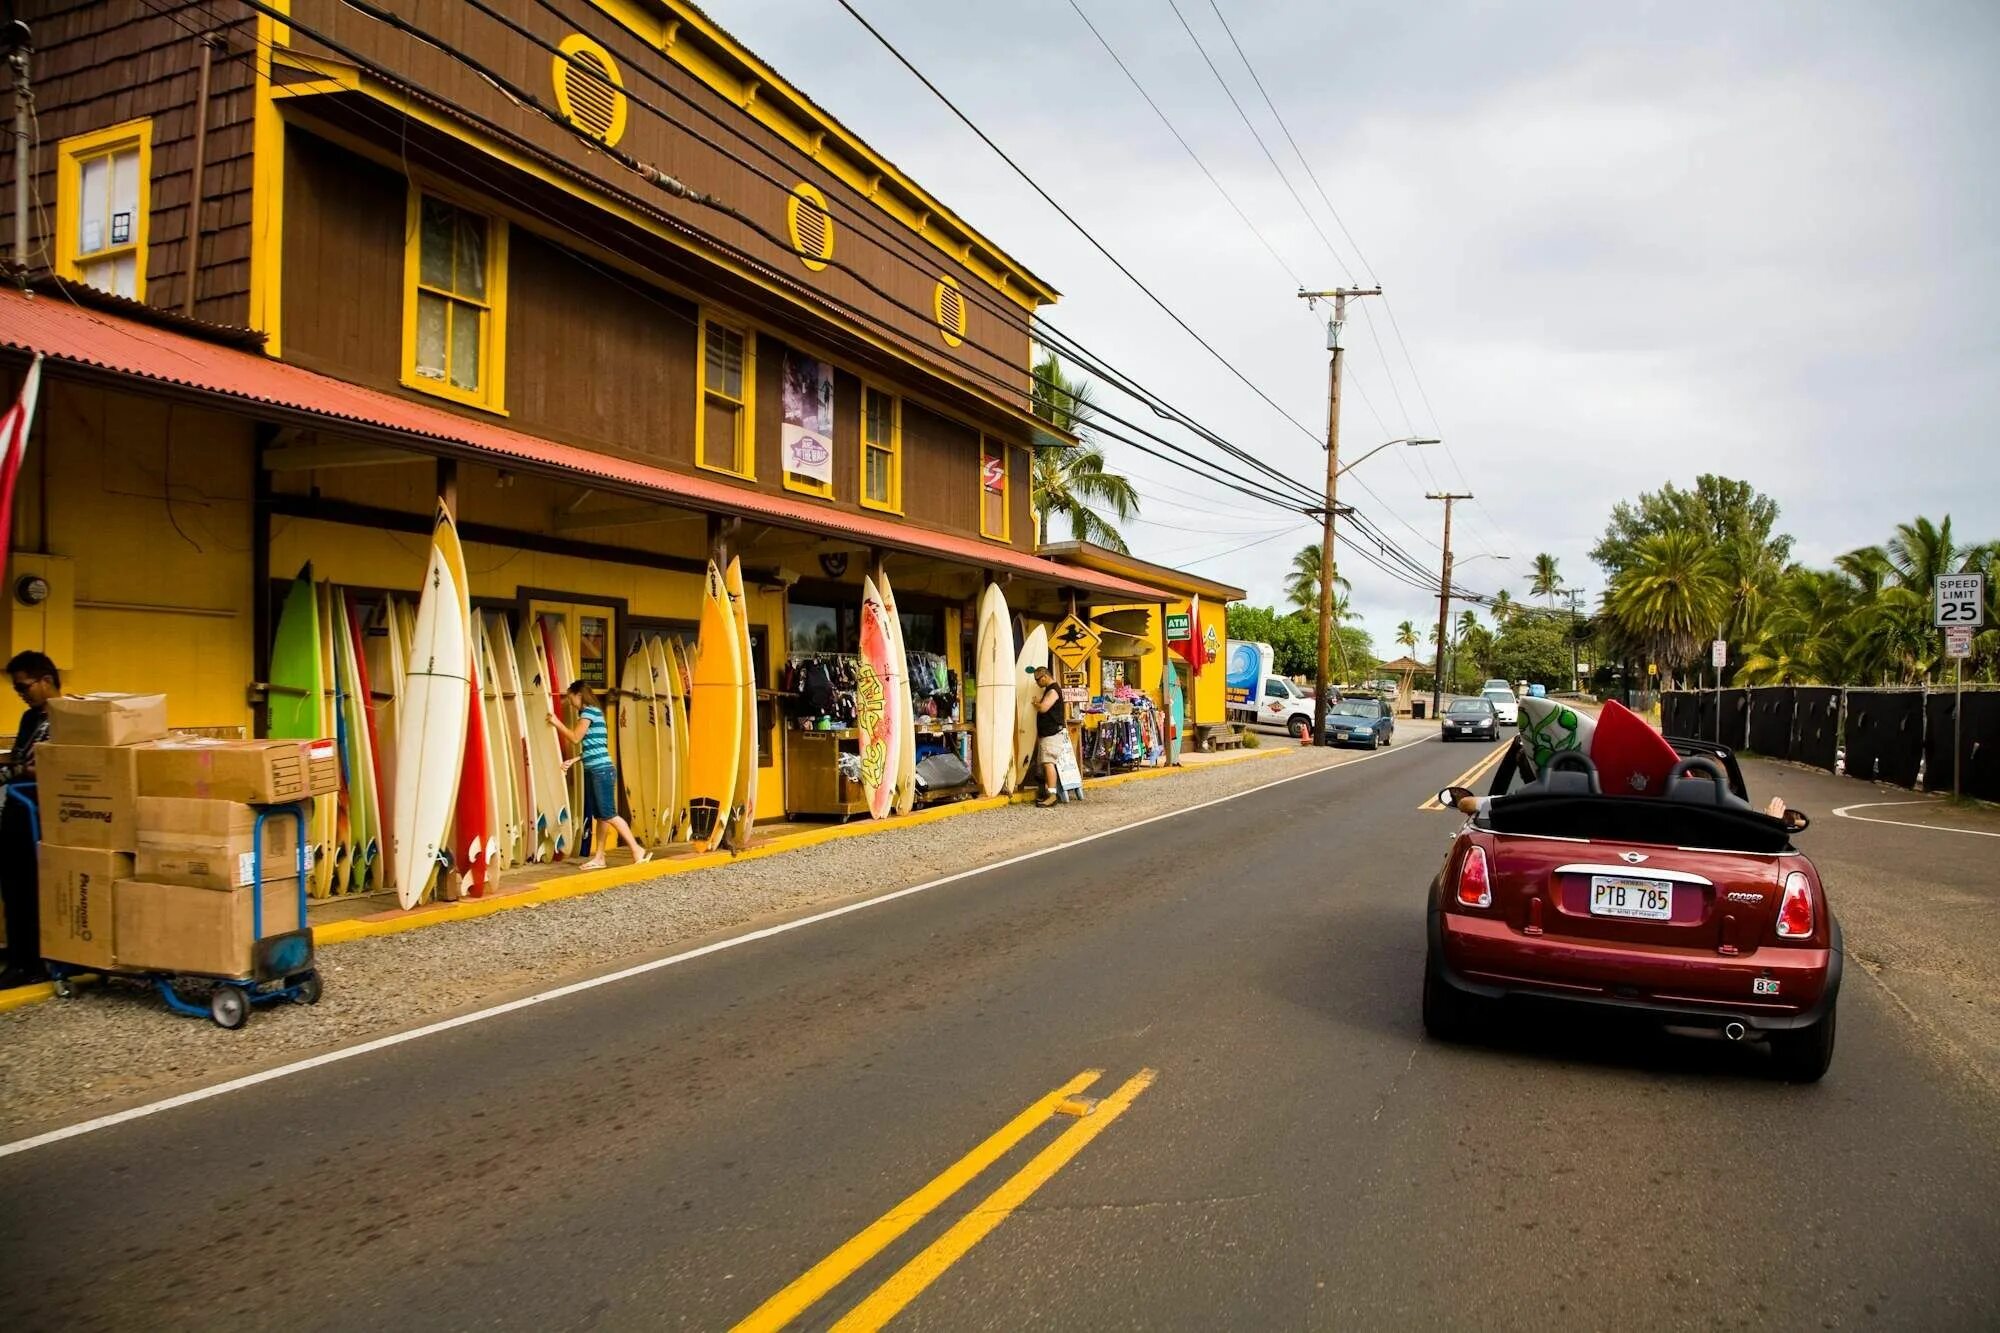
720 0 2000 649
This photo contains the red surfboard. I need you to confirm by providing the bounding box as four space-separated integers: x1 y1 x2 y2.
453 657 492 896
1592 699 1682 797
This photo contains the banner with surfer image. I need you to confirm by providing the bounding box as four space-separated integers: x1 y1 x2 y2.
780 349 835 490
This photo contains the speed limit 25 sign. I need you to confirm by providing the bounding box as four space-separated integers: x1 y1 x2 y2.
1935 573 1986 628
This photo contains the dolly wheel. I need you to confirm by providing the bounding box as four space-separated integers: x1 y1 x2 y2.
51 976 75 1000
210 987 249 1030
294 971 323 1006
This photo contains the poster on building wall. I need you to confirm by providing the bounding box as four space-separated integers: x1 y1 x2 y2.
781 349 835 488
981 454 1006 492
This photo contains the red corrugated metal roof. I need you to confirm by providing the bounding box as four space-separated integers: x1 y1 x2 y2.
0 289 1170 602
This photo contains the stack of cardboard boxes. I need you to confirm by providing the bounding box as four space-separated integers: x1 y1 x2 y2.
37 694 337 977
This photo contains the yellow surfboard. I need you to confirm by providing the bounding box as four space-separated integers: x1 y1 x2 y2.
646 635 682 845
686 562 742 852
724 556 758 851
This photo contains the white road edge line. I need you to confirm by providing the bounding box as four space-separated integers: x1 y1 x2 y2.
1831 800 2000 839
1 735 1443 1160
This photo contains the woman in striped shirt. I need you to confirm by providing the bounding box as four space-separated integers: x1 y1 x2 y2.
548 681 651 871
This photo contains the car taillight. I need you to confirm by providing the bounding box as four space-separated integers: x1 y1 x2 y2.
1456 845 1492 908
1776 871 1814 939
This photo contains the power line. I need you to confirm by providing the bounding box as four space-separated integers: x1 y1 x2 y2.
830 0 1328 450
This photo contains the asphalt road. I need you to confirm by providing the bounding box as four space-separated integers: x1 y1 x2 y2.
4 733 1998 1330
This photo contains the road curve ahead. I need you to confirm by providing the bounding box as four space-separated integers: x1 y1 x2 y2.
3 734 1997 1330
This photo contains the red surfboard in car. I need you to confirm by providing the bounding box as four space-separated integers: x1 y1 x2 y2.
1424 740 1839 1081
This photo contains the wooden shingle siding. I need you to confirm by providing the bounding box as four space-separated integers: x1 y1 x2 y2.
285 0 1033 407
5 0 258 325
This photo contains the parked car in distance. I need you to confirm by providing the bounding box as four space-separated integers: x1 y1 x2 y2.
1480 678 1513 697
1423 744 1838 1082
1481 687 1520 725
1323 696 1395 748
1254 675 1322 738
1441 696 1500 741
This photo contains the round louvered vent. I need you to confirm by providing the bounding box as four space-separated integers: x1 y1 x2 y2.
934 276 966 347
553 35 626 146
786 183 835 272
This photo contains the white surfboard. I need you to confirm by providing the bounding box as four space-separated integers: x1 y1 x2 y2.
974 583 1016 798
517 618 570 859
877 566 919 817
1014 623 1050 791
390 504 472 909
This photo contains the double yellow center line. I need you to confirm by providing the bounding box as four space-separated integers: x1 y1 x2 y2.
1418 741 1512 810
732 1067 1157 1332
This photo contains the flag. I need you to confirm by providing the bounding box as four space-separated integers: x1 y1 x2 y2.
0 354 44 566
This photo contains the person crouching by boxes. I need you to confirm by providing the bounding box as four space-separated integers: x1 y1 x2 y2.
1 651 60 986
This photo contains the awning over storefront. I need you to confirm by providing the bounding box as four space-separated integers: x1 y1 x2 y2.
1037 541 1247 603
0 289 1168 603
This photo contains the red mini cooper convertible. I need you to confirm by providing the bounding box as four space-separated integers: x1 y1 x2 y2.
1424 741 1839 1081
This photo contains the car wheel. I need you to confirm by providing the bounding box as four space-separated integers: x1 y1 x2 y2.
1291 716 1312 740
1768 1006 1836 1083
1422 953 1483 1043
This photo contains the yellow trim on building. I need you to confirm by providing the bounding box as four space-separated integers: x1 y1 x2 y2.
268 81 1071 451
695 309 756 479
249 25 291 353
399 186 511 414
552 33 630 148
859 380 902 515
54 118 152 301
579 0 1059 312
785 181 835 273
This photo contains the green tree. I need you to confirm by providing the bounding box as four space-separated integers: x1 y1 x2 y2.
1592 475 1791 577
1489 589 1517 626
1029 352 1139 551
1395 620 1419 656
1283 543 1350 615
1488 618 1571 688
1526 553 1563 608
1602 529 1729 688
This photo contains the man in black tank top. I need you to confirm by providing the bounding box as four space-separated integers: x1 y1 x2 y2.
1030 664 1064 807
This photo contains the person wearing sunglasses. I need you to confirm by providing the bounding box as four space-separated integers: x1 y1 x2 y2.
1 651 59 987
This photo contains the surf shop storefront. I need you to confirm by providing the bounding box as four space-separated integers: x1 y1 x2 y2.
0 291 1172 906
1039 542 1243 754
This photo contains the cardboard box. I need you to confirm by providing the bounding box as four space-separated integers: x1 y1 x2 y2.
136 798 308 889
37 845 132 969
113 877 305 978
136 738 338 804
45 693 169 747
36 744 140 849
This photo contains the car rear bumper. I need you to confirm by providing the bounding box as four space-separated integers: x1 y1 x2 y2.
1428 904 1841 1033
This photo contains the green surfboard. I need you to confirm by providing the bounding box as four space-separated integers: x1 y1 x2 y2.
269 565 323 739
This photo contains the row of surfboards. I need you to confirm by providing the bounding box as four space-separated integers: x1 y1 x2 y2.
266 506 769 908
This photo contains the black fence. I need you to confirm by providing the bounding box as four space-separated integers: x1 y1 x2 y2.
1659 685 2000 796
1844 690 1925 788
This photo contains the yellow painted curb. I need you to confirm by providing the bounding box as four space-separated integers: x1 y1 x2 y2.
0 745 1290 1011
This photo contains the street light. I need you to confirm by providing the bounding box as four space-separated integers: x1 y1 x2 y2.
1336 436 1437 478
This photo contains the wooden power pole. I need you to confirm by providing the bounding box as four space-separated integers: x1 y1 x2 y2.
1298 285 1379 743
1427 492 1471 716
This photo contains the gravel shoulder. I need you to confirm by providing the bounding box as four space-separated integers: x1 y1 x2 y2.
0 741 1415 1136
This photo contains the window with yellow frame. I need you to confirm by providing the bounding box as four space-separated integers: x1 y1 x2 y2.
401 189 509 412
56 119 152 300
860 385 902 513
698 313 755 478
979 437 1010 541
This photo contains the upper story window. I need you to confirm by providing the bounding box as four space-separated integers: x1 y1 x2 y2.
699 314 754 478
56 119 152 300
861 385 901 513
980 437 1010 542
402 190 509 412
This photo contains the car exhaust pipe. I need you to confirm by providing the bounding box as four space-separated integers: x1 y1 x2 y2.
1723 1021 1747 1042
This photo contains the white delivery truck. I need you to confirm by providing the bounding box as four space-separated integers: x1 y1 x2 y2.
1225 640 1319 738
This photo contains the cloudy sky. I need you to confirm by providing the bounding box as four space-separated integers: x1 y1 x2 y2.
721 0 2000 649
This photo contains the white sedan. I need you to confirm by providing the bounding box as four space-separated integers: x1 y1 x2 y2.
1480 688 1520 725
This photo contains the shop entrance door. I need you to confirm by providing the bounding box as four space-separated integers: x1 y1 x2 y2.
528 598 619 838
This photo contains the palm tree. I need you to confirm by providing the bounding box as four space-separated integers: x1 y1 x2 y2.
1884 515 1958 597
1489 589 1517 626
1284 543 1350 615
1395 620 1419 655
1526 553 1563 608
1603 529 1727 689
1029 351 1138 551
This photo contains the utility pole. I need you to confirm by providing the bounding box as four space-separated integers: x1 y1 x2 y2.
1427 492 1472 716
6 22 33 281
1567 587 1585 692
1298 284 1379 743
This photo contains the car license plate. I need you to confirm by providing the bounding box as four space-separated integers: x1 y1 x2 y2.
1589 876 1672 921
